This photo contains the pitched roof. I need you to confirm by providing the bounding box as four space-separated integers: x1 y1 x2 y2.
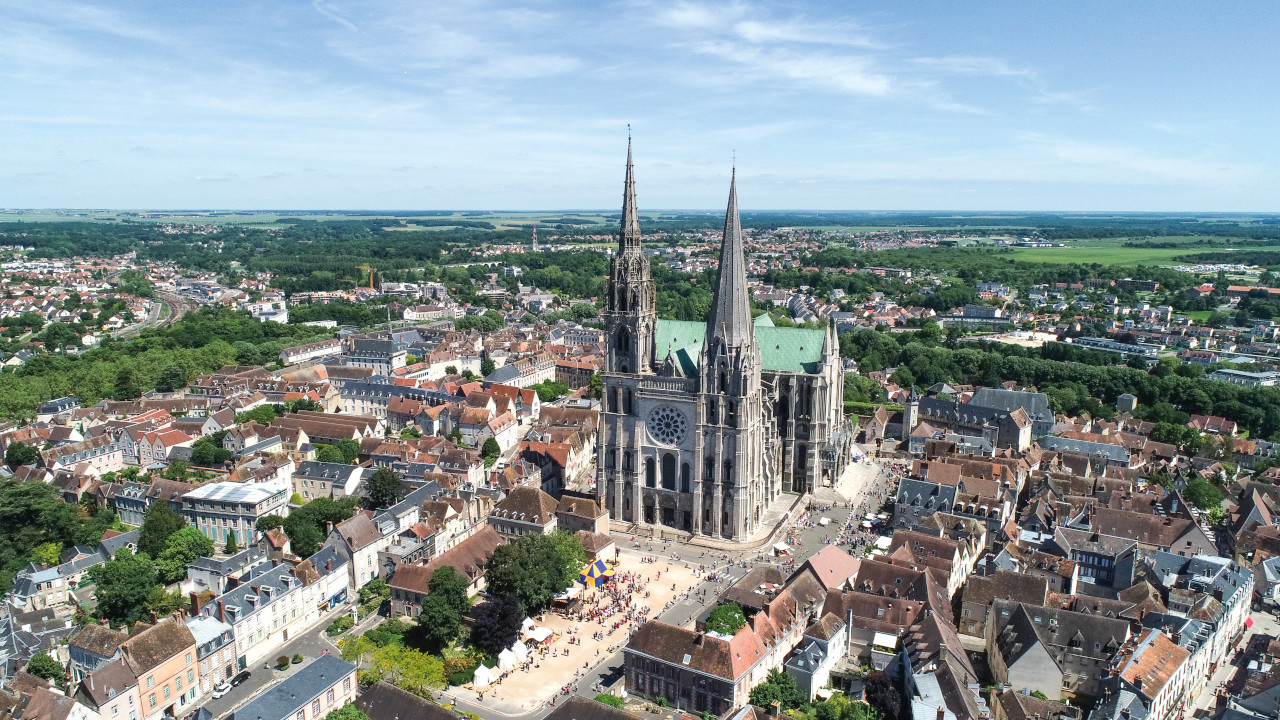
334 512 382 552
121 618 195 674
627 622 736 680
796 545 861 592
492 486 558 525
354 682 457 720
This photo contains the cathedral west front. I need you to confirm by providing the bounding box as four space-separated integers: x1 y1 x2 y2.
597 141 851 541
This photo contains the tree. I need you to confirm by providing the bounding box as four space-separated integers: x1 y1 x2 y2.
316 445 346 464
481 437 501 467
485 531 585 615
445 365 458 376
480 357 496 377
138 501 186 558
865 670 904 720
114 367 141 400
1185 477 1225 510
25 652 64 687
224 532 239 554
90 549 159 625
282 514 324 557
236 405 276 425
586 372 603 399
190 436 231 466
471 594 522 656
594 694 624 709
5 441 38 468
705 602 746 636
530 380 570 402
416 593 461 649
428 567 471 616
748 669 804 711
326 704 370 720
257 515 285 532
335 438 360 464
155 527 215 584
365 644 445 696
155 363 189 393
31 541 62 568
366 467 403 508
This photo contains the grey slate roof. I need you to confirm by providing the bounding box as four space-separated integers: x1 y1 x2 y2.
1040 436 1130 463
229 654 354 720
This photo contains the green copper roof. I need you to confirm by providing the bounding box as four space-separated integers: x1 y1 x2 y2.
757 326 826 373
753 312 775 327
653 319 826 375
654 320 705 377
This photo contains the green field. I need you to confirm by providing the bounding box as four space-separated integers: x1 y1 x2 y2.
1005 242 1280 266
1182 310 1214 322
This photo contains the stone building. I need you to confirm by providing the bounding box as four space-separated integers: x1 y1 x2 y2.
598 143 850 541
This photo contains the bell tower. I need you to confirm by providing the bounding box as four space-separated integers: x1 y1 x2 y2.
603 136 655 375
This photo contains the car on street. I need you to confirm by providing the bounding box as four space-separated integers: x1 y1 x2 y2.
231 671 251 687
211 683 230 699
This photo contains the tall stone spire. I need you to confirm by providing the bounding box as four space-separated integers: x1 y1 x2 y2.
707 168 753 347
620 135 641 250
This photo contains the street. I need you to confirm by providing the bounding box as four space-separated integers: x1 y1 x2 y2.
200 609 358 720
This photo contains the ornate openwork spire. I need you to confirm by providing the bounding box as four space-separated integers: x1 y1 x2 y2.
707 167 753 347
620 133 641 250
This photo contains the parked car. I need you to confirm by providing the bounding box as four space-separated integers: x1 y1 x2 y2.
211 683 230 699
231 671 251 687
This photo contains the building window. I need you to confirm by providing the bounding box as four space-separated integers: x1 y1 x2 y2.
343 677 351 693
312 700 320 716
163 686 170 700
175 676 181 691
327 689 334 705
147 678 154 689
296 712 305 720
149 695 156 709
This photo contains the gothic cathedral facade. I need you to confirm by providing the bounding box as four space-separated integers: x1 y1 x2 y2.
598 142 852 541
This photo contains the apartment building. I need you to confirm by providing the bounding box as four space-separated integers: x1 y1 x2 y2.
182 482 290 549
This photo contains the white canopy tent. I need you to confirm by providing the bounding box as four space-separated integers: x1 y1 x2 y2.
472 664 494 688
511 640 528 662
497 649 516 671
528 626 553 644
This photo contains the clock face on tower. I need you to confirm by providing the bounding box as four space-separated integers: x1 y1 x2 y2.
646 405 688 446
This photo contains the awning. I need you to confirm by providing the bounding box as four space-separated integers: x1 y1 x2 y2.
862 521 873 528
773 542 791 555
872 632 899 649
528 626 553 643
1245 617 1254 629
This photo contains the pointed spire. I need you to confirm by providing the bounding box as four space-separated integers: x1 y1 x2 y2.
620 132 641 250
707 167 753 347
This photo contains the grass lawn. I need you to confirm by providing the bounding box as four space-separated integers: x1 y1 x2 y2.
1182 310 1214 322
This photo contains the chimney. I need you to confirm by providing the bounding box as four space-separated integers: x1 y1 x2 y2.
218 600 226 623
937 708 946 720
190 591 202 616
326 521 334 535
326 558 333 572
149 610 158 624
87 673 93 691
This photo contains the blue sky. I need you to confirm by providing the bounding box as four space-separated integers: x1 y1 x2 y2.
2 1 1277 211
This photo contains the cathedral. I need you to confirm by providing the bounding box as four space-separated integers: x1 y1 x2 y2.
597 141 851 541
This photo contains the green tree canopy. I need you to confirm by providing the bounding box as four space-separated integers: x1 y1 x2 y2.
138 501 186 558
4 442 38 469
705 602 746 636
428 567 471 616
25 652 65 686
90 549 160 625
481 437 500 466
485 531 585 615
326 704 370 720
748 669 804 711
155 363 189 393
365 467 403 509
315 445 346 464
155 527 215 584
416 593 461 649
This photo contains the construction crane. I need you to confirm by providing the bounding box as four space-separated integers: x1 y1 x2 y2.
356 264 375 290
